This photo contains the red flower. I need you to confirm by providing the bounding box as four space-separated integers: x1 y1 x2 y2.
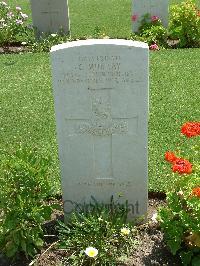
192 187 200 198
149 43 159 51
131 14 138 22
172 158 192 174
165 151 177 163
151 15 159 22
181 122 200 138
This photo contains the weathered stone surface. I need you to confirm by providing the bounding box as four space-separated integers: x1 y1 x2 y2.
30 0 70 37
51 39 149 220
132 0 168 32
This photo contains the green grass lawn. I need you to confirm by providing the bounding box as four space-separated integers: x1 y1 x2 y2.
149 48 200 191
1 0 200 193
5 0 200 38
0 53 61 193
0 49 199 193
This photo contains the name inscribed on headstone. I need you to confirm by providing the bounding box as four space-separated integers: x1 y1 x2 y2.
58 55 142 85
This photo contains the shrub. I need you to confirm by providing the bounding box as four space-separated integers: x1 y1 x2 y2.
135 13 168 48
0 1 33 45
0 147 55 258
169 0 200 48
159 122 200 265
30 33 71 52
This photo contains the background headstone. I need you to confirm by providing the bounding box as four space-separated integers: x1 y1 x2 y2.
51 39 149 220
30 0 70 37
132 0 168 32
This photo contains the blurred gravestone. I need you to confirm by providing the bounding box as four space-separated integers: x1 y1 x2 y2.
51 39 149 221
132 0 168 32
30 0 70 37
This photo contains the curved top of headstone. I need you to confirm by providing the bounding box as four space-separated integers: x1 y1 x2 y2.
51 39 149 52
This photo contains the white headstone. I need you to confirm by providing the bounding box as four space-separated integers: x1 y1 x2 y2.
30 0 70 37
51 39 149 220
132 0 168 32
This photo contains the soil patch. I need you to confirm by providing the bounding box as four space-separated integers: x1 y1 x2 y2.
0 44 29 54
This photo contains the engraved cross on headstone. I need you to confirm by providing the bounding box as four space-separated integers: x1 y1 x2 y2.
41 1 59 29
65 87 138 180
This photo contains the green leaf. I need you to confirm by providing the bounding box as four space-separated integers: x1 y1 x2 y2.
13 231 20 245
180 250 193 266
192 255 200 266
4 218 17 230
51 203 62 211
21 239 27 253
168 239 181 255
42 206 52 220
5 241 18 257
26 244 36 257
35 238 43 247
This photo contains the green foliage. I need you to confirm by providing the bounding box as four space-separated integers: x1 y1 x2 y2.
138 13 168 47
30 33 71 53
0 146 55 258
30 27 110 53
141 25 167 47
30 27 114 53
159 141 200 265
130 13 168 48
0 1 34 45
57 197 137 265
169 0 200 47
132 1 200 48
0 1 71 51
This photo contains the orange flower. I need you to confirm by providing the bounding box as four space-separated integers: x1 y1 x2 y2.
172 158 192 174
192 187 200 198
165 151 177 163
181 122 200 138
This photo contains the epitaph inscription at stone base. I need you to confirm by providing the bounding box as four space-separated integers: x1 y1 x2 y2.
30 0 70 37
132 0 169 32
51 39 149 220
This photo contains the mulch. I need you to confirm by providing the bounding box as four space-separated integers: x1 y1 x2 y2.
0 45 29 54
